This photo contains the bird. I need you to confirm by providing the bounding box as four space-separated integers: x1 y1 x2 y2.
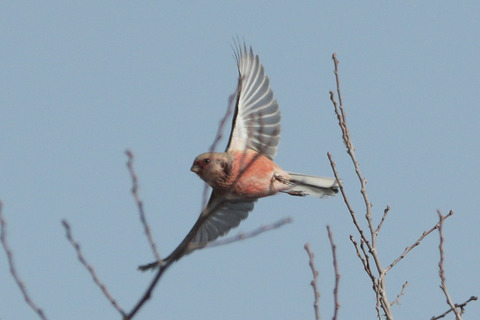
138 42 338 271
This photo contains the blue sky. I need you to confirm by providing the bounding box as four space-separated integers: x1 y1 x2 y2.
1 2 479 319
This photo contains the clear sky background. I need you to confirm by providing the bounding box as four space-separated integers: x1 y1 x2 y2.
1 2 479 320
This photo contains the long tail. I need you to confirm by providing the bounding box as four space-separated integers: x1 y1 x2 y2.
284 172 339 198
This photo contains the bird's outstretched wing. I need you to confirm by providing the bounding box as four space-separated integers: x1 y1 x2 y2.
191 194 255 244
138 193 255 270
226 43 281 160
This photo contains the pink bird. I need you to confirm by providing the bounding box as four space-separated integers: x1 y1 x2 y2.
139 43 338 271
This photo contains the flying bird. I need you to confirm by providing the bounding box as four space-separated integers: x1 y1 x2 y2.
139 43 338 271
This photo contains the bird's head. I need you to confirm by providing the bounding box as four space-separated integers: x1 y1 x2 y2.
191 152 232 187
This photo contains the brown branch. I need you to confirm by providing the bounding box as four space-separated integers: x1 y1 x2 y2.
62 220 126 317
383 210 454 274
436 210 461 319
359 239 372 277
330 53 373 238
431 296 478 320
349 235 375 282
0 201 48 320
327 154 370 249
329 53 393 319
375 205 391 235
125 149 162 263
304 243 320 320
327 52 475 320
327 225 340 320
127 259 174 319
390 281 408 306
330 54 376 257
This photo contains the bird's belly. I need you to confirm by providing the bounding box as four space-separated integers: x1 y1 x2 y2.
229 150 290 198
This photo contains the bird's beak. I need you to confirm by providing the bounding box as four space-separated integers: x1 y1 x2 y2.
191 163 200 173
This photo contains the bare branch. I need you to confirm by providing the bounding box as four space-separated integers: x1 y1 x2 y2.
0 201 48 320
328 50 476 320
329 53 393 319
304 243 320 320
62 220 126 317
431 296 478 320
327 154 369 248
390 281 408 306
127 259 175 319
375 205 391 235
384 210 454 274
125 149 162 263
359 240 372 277
327 226 340 320
329 53 373 241
436 210 461 320
349 235 375 282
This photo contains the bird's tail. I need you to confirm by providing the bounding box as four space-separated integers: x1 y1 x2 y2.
284 172 339 198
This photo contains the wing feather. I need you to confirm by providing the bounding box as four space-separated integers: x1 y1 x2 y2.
226 43 281 160
192 194 255 244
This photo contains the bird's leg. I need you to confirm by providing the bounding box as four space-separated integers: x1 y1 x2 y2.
273 173 292 185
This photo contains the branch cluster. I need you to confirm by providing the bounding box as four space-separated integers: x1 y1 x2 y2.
327 53 476 319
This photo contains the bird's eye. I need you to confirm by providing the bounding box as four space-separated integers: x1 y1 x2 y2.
203 159 210 165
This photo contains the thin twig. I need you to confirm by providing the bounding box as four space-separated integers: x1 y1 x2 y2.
62 220 126 317
125 150 162 263
375 205 391 234
327 226 340 320
436 210 461 320
330 54 375 245
349 235 375 282
359 239 372 277
329 53 392 319
127 259 174 319
327 154 369 248
431 296 478 320
384 210 454 274
0 201 48 320
304 243 320 320
330 54 374 242
205 217 292 248
390 281 408 306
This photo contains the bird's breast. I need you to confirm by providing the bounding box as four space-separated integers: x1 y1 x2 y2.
225 149 290 198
